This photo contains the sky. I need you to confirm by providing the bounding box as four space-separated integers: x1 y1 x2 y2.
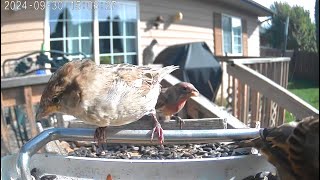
253 0 316 23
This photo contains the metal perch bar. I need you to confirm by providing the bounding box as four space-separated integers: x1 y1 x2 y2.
17 126 262 180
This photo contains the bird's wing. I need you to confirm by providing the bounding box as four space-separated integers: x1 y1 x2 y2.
287 116 319 179
155 89 169 109
96 64 178 107
76 63 177 117
155 85 180 109
75 63 177 100
110 64 170 96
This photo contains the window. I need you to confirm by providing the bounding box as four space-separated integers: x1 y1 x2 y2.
46 0 138 64
98 2 138 64
222 15 242 55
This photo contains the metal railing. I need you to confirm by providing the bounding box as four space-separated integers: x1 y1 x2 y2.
2 50 87 78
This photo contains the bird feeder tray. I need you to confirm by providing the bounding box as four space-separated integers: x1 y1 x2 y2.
1 127 276 180
2 153 275 180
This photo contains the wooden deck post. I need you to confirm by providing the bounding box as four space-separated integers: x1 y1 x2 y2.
1 93 11 153
24 86 38 137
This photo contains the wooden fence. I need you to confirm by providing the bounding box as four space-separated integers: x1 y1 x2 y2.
290 51 319 84
260 47 294 57
260 48 319 84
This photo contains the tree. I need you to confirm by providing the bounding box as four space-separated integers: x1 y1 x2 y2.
261 2 317 52
316 0 319 52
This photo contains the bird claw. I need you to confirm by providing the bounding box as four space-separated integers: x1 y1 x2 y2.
151 121 164 144
94 127 107 146
172 115 185 130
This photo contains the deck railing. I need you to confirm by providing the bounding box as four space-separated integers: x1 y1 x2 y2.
1 75 51 155
217 57 319 128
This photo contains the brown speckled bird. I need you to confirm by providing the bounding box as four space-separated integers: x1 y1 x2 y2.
36 59 178 145
155 82 199 129
237 116 319 180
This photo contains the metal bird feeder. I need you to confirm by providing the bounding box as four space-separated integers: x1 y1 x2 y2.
1 125 276 180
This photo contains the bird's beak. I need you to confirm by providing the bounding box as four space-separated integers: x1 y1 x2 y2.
36 105 58 120
191 89 199 96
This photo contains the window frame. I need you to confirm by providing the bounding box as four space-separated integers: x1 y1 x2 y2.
44 0 140 65
221 13 243 56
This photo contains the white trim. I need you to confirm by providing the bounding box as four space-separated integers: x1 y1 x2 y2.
93 5 100 64
78 19 82 55
110 7 114 64
44 2 50 54
221 13 243 56
62 12 66 54
99 36 136 39
50 37 92 41
123 13 127 63
136 1 141 65
100 52 137 56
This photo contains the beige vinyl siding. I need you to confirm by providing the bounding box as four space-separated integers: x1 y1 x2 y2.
1 0 45 69
140 24 214 58
2 39 44 54
139 0 214 65
138 0 260 64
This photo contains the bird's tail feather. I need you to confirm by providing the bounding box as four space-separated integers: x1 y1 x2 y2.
157 65 179 81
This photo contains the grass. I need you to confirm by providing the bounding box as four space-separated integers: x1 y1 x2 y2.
285 79 319 122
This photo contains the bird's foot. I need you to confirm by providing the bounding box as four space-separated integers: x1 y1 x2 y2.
172 115 185 130
151 122 164 144
150 115 164 144
94 127 107 146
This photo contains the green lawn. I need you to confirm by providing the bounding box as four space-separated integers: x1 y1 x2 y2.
285 79 319 122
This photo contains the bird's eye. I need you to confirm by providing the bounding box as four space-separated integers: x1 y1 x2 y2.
182 87 188 91
52 97 60 104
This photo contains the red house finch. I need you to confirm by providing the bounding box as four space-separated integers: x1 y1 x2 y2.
36 59 178 145
155 82 199 129
236 116 319 180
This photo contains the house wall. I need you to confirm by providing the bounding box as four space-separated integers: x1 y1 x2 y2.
1 0 45 62
1 0 261 77
138 0 215 65
139 0 261 65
